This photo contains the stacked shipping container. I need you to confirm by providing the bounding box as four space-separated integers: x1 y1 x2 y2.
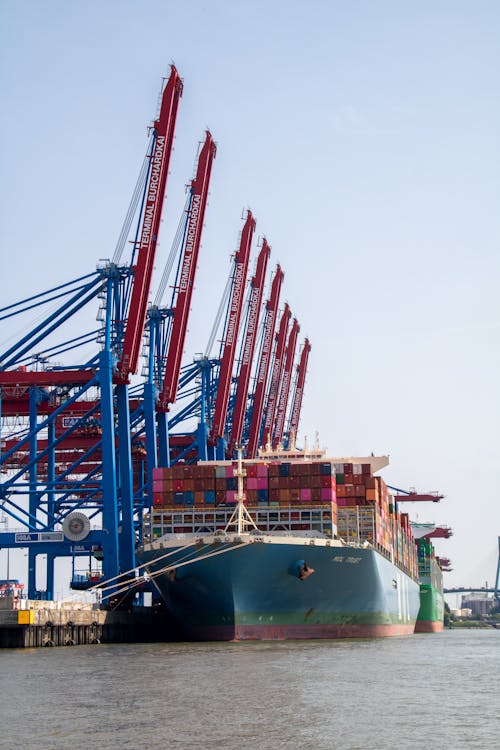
150 458 417 578
152 461 337 509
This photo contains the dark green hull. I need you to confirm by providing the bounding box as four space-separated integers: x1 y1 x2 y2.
415 582 444 632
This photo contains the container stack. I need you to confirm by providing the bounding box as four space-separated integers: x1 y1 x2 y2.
150 459 415 577
152 464 216 508
153 460 337 510
335 461 417 578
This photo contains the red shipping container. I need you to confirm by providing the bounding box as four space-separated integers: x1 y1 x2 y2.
312 488 321 502
246 464 257 477
321 487 333 502
174 479 184 492
353 474 363 485
337 485 346 498
344 473 354 485
257 463 268 478
362 463 372 475
355 485 366 498
345 485 355 497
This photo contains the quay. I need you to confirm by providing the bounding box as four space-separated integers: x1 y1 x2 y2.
0 597 176 648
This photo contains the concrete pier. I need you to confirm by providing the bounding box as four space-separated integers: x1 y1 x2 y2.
0 597 177 647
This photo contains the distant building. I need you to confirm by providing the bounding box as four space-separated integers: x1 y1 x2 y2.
461 593 493 616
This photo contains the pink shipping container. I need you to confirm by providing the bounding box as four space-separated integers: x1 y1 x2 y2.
257 463 268 478
321 487 334 501
225 490 236 503
257 477 268 490
299 488 312 501
247 477 259 490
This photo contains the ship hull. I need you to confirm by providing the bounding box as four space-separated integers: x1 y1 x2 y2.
138 534 420 641
415 582 445 633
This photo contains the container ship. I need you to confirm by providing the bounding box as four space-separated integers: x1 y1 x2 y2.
137 448 421 640
412 527 445 632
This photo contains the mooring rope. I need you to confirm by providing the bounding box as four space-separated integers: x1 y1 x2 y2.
99 539 251 601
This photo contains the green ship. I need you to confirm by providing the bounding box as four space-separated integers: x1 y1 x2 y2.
414 534 445 632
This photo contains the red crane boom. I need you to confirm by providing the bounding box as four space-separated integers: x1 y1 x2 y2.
261 303 291 448
116 66 183 383
209 210 255 445
228 240 270 453
158 131 217 411
246 265 284 458
286 337 311 444
272 317 300 448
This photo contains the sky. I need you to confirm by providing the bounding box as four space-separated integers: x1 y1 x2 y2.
0 0 499 598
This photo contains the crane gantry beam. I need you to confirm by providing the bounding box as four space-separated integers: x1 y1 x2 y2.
158 131 217 411
209 210 255 447
272 317 300 448
228 240 270 455
262 303 291 448
246 265 284 458
286 337 310 447
115 66 183 383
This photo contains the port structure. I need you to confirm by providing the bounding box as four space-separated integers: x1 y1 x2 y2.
0 67 311 601
445 535 499 601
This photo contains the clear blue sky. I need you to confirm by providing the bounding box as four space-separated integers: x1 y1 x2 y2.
1 0 499 595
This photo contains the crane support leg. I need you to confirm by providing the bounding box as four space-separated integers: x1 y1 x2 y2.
116 384 135 574
157 411 170 468
28 388 38 598
99 350 120 585
143 381 158 509
46 553 55 600
28 549 37 600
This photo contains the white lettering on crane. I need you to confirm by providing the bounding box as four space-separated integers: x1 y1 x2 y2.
257 311 275 384
241 287 260 366
140 135 165 250
179 194 201 293
224 261 245 348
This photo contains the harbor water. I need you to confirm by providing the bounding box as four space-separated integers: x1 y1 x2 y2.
0 629 498 749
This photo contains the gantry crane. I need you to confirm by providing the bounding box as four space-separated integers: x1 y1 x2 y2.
272 317 300 448
228 241 270 456
0 68 183 598
208 211 255 458
246 265 284 458
115 66 183 384
284 337 310 448
261 303 291 449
